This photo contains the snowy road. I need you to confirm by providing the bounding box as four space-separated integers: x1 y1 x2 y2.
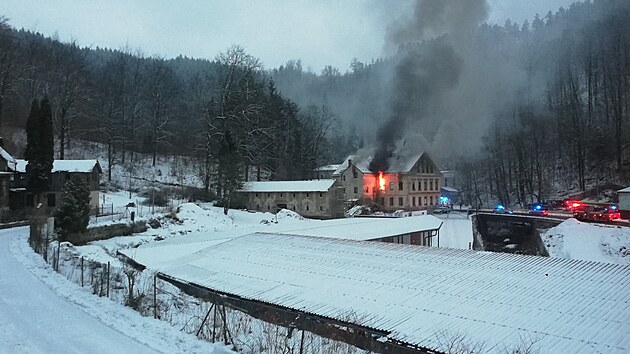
0 227 231 354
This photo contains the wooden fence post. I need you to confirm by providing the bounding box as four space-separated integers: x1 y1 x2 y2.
153 275 157 319
106 261 110 297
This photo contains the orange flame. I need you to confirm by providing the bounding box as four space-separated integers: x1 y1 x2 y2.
378 171 386 191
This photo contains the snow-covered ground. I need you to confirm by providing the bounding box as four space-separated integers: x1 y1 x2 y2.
542 218 630 264
0 226 233 354
435 212 473 249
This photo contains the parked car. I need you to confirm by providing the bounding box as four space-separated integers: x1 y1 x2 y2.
432 206 451 214
493 204 513 214
529 203 549 216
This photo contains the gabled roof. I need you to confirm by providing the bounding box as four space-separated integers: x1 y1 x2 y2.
12 159 102 174
0 147 16 164
618 186 630 193
241 179 336 193
333 151 427 175
153 233 630 354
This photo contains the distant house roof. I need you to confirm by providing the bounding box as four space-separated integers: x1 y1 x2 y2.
152 233 630 354
0 147 16 164
618 187 630 193
241 179 336 193
275 215 442 241
314 164 341 172
441 186 459 193
333 151 428 175
13 159 102 174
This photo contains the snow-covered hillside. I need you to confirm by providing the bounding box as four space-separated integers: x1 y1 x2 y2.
542 218 630 264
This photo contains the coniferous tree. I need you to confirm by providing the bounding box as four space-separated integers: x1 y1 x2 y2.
54 180 90 244
25 97 54 201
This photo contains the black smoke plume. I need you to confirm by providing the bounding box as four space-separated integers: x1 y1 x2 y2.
369 0 488 173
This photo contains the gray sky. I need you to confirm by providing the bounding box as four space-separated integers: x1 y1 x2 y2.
2 0 577 72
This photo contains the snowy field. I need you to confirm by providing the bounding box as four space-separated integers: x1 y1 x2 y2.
542 218 630 264
0 227 233 354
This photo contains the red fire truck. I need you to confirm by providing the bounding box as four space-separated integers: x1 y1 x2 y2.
572 202 621 222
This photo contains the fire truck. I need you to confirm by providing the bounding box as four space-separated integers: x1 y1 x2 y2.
572 202 621 222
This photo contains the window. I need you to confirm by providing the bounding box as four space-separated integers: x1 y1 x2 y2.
255 193 259 198
430 180 433 191
319 206 323 211
412 197 416 206
256 204 260 208
424 180 427 190
430 165 434 173
47 193 56 207
398 197 403 206
412 182 416 191
430 196 433 205
435 179 439 189
342 175 346 181
364 187 369 193
292 205 296 210
267 205 270 210
389 182 394 191
280 193 283 197
389 197 394 206
399 181 403 190
292 193 296 197
319 192 323 198
306 205 310 211
306 193 310 197
352 169 358 178
424 197 427 205
380 197 384 205
353 187 358 194
267 193 270 197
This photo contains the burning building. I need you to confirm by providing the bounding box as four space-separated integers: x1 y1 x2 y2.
332 152 443 211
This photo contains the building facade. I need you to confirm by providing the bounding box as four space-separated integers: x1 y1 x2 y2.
334 152 443 212
10 160 102 211
240 180 344 219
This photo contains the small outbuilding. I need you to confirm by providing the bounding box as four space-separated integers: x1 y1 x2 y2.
10 159 102 211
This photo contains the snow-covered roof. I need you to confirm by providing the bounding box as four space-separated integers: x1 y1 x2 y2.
0 147 16 164
441 186 459 193
13 159 101 174
241 179 336 193
333 151 427 175
314 164 340 172
275 215 442 241
618 186 630 193
156 233 630 354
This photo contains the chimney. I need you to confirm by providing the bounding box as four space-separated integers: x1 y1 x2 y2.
348 159 352 167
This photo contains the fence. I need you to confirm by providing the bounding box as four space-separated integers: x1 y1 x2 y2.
33 235 367 354
91 200 173 224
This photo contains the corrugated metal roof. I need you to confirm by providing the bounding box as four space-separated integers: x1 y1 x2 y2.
275 215 442 241
157 233 630 354
241 179 336 193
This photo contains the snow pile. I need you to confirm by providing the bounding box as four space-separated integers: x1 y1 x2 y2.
542 218 630 264
275 208 304 220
